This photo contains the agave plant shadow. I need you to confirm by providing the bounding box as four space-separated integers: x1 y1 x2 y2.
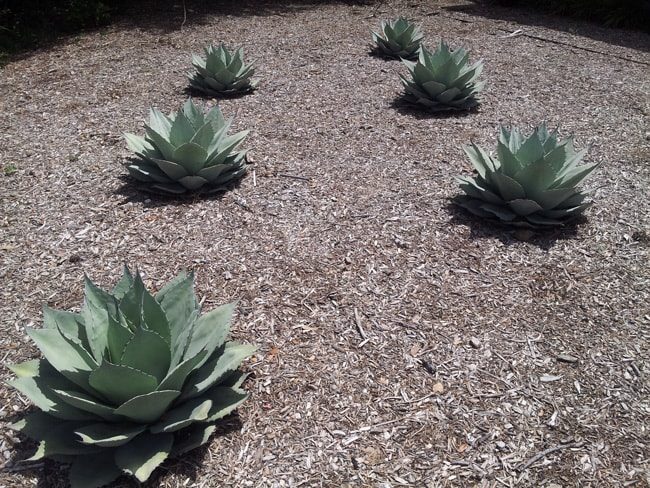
183 85 255 101
445 201 584 250
390 97 477 119
114 174 245 208
368 47 408 61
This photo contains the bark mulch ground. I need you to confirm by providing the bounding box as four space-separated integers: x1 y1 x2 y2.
0 0 648 486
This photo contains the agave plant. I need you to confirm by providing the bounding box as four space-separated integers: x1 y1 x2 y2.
455 123 600 227
8 267 256 488
371 17 423 60
400 41 485 112
124 98 249 195
189 44 258 96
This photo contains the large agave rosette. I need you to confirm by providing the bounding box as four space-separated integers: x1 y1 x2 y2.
8 267 255 487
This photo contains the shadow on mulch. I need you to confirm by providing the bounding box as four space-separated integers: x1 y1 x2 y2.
443 2 650 52
182 86 255 101
4 0 379 65
367 47 417 62
5 413 243 488
445 201 584 250
390 97 477 120
114 175 244 209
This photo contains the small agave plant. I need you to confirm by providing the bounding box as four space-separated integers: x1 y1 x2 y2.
189 44 258 97
124 98 248 195
8 267 256 488
400 41 485 112
455 123 600 227
371 17 423 60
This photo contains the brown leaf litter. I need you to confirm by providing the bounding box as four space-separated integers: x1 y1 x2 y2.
0 0 648 486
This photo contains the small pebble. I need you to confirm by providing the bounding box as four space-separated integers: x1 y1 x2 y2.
469 337 481 349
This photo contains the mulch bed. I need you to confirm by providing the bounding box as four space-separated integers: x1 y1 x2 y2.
0 0 648 486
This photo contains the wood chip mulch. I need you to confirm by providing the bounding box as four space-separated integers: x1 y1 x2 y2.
0 0 648 486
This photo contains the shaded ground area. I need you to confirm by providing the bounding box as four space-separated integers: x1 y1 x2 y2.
1 0 649 486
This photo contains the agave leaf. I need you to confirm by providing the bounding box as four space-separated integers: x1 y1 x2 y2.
197 163 228 181
178 175 209 191
543 140 574 171
152 158 189 181
82 298 111 363
27 328 97 391
172 424 216 456
490 172 526 201
421 80 446 98
112 266 134 300
88 361 158 405
115 432 173 483
158 349 208 392
479 202 517 221
183 302 236 367
149 397 212 433
413 62 436 84
156 272 198 350
145 127 176 161
120 329 171 383
173 143 209 174
69 453 123 488
75 423 147 447
106 311 133 363
507 198 544 216
541 201 592 218
555 159 598 188
43 306 88 349
124 133 152 157
462 143 494 178
22 417 104 459
148 108 172 139
455 196 494 218
181 342 256 400
206 106 227 131
515 132 545 165
141 289 171 345
220 370 249 389
112 390 180 424
189 121 217 150
207 130 249 166
529 187 578 210
169 112 197 148
7 359 40 378
496 142 523 177
127 164 171 184
456 176 503 205
202 386 249 422
53 389 122 421
118 272 145 329
182 98 205 130
513 159 558 194
171 310 199 368
9 365 97 421
437 87 461 103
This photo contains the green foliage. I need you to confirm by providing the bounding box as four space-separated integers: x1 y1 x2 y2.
371 17 423 60
124 98 249 195
189 44 258 97
8 267 255 487
455 123 600 227
399 41 485 112
483 0 649 30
